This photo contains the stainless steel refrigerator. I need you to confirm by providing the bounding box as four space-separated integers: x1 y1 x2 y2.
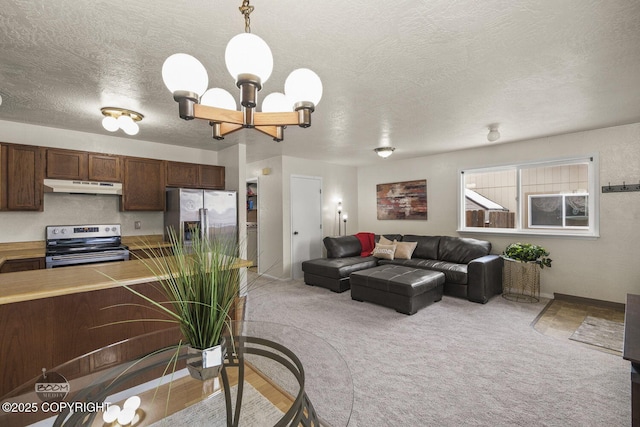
164 188 238 248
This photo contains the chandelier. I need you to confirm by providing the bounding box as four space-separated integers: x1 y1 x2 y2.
161 0 322 142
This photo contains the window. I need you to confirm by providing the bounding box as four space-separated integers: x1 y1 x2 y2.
459 156 598 237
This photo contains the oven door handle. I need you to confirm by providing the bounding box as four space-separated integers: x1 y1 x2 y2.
48 251 128 261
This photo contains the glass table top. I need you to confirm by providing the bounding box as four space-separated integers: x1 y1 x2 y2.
1 321 353 427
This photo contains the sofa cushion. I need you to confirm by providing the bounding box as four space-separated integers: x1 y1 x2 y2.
378 235 393 245
371 244 397 260
393 240 418 259
438 236 491 264
376 234 403 243
379 258 468 284
302 256 378 279
324 235 362 258
401 235 441 260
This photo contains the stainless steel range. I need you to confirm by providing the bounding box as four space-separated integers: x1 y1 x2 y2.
45 224 129 268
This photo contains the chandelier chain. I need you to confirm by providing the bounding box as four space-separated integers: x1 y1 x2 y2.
239 0 254 33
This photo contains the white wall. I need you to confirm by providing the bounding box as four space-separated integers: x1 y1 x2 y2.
0 120 219 242
357 122 640 304
247 156 359 279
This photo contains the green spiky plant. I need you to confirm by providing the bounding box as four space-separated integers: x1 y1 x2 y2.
124 227 241 350
503 242 552 269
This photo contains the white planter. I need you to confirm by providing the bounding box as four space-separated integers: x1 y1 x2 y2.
186 337 227 381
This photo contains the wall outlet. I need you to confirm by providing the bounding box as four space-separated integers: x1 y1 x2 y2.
134 221 141 230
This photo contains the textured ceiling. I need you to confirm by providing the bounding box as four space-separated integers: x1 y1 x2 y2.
1 0 639 166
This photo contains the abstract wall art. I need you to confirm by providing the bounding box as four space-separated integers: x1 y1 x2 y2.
376 179 427 220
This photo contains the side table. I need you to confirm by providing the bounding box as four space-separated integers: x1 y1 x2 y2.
502 258 540 303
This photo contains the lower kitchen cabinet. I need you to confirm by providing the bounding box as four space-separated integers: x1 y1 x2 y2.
0 281 180 397
129 247 172 260
0 258 45 273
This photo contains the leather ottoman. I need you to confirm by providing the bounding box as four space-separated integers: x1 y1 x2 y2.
350 265 445 315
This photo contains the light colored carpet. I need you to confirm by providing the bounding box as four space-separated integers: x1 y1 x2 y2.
150 382 283 427
246 272 630 427
569 316 625 353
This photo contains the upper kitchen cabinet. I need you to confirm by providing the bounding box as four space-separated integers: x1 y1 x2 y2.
46 149 122 182
199 164 225 189
46 148 88 180
166 161 225 189
121 157 165 211
88 153 122 182
0 144 45 211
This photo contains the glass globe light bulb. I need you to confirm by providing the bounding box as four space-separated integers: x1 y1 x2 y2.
201 88 237 110
123 121 139 136
117 115 137 135
225 33 273 83
102 405 120 423
123 396 141 411
117 407 136 425
285 68 323 106
102 116 118 132
261 92 290 112
162 53 209 96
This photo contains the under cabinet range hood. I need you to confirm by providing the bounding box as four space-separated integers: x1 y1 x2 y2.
43 179 123 195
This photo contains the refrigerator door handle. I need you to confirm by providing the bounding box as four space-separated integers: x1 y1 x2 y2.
199 208 207 240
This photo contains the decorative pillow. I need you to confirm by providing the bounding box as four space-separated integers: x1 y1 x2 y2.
393 240 418 260
371 244 397 260
378 235 393 245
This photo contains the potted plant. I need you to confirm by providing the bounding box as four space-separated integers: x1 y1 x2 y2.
123 227 242 380
501 243 552 302
503 243 552 268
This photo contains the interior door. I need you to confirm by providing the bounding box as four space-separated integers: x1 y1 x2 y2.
291 175 323 280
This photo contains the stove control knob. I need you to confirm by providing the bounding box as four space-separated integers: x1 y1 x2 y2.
60 229 66 234
105 227 110 232
52 228 59 234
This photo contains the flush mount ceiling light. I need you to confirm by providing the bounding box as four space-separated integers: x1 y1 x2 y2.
101 107 144 136
162 0 322 143
487 124 501 142
374 147 395 158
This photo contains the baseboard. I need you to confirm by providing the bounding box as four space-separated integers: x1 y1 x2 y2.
553 293 625 312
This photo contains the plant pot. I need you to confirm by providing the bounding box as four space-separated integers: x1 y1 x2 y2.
502 257 540 303
186 337 227 381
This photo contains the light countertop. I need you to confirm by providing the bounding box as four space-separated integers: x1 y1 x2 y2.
0 235 251 305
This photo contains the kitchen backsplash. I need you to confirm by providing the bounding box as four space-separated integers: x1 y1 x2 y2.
0 194 164 243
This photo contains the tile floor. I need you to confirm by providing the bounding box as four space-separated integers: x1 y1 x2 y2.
532 297 625 354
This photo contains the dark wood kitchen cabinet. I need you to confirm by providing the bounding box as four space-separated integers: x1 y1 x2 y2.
166 161 225 189
46 148 88 180
199 164 225 189
0 144 45 211
88 153 122 182
121 157 165 211
46 148 121 182
0 258 45 273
